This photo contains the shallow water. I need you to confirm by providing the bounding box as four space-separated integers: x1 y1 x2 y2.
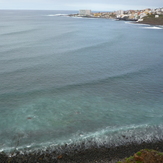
0 10 163 153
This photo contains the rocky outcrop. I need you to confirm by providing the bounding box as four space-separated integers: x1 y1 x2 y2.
118 149 163 163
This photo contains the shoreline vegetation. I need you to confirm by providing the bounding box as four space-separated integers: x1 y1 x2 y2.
1 140 163 162
137 14 163 25
68 7 163 25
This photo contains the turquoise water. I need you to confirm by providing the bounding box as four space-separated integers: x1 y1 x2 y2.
0 10 163 153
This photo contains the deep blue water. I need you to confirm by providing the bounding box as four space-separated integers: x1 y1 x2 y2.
0 10 163 153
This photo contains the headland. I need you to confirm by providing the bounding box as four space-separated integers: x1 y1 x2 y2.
69 8 163 25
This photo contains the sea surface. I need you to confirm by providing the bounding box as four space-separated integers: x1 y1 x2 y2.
0 10 163 153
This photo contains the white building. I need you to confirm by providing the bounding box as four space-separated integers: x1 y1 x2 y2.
116 10 124 15
79 10 91 16
116 10 124 18
139 13 147 19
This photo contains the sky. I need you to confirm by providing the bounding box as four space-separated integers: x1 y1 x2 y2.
0 0 162 11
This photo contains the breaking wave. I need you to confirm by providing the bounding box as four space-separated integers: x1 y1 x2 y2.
1 124 163 154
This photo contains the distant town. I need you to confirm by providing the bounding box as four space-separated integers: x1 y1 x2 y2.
69 7 163 23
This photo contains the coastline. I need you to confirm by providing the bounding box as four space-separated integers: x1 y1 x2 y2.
59 140 163 163
1 140 163 163
68 14 163 26
136 22 163 26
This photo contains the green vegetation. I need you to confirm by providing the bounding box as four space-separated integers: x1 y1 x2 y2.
158 152 163 156
136 152 141 156
117 149 163 163
126 156 134 161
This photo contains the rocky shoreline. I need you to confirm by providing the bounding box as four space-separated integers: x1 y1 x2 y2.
68 13 163 26
1 140 163 163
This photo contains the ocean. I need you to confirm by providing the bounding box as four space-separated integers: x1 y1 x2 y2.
0 10 163 154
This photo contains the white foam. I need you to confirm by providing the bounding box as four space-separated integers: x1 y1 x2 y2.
1 124 163 154
47 14 56 17
124 22 151 27
47 14 68 17
0 149 4 152
72 16 83 19
71 16 96 19
141 26 162 29
131 23 150 26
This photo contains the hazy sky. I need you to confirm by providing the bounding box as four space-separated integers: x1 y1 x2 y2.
0 0 162 11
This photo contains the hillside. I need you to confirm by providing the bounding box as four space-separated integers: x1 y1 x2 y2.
138 14 163 25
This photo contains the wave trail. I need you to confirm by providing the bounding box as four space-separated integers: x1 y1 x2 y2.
1 28 38 36
47 65 152 94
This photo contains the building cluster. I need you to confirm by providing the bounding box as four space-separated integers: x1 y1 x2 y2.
116 7 163 20
78 10 116 18
79 10 91 16
74 8 163 21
